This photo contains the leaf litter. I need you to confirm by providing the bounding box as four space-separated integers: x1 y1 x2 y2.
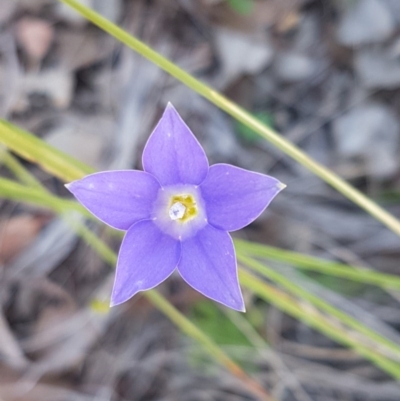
0 0 400 400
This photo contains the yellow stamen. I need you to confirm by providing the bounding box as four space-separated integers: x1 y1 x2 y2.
169 194 198 222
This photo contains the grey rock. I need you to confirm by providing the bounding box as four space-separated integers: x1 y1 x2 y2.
337 0 395 46
382 0 400 25
214 27 273 88
333 103 399 179
12 68 74 112
355 47 400 89
274 52 316 82
45 116 114 169
0 0 15 25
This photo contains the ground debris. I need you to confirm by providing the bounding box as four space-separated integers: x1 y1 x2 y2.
1 0 400 400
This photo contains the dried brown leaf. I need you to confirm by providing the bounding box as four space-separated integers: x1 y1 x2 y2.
0 215 50 264
15 17 54 65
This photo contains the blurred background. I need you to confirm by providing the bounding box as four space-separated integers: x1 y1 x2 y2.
1 0 400 400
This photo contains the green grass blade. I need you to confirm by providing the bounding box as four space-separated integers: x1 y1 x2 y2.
0 177 89 215
237 252 400 362
235 239 400 290
223 308 267 349
57 0 400 237
0 177 117 264
239 270 400 380
0 120 94 181
0 148 43 189
145 291 273 401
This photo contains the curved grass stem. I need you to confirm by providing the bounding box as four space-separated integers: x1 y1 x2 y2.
57 0 400 237
237 252 400 363
239 270 400 380
234 239 400 290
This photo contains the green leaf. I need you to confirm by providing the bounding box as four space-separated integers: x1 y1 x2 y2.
227 0 254 15
191 301 251 346
236 112 273 143
58 0 400 237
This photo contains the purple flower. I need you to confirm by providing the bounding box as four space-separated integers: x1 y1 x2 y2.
66 104 285 311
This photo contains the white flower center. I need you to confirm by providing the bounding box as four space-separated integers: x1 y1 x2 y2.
169 202 186 220
152 185 207 240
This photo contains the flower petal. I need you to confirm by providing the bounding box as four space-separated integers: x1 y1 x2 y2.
178 224 245 311
142 103 209 186
200 164 285 232
66 170 160 230
111 220 181 306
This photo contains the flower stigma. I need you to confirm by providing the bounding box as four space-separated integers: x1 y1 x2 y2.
152 185 207 240
169 194 198 223
169 202 186 220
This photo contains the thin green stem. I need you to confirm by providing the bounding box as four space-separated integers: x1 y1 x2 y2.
68 215 118 266
240 270 400 380
0 120 94 182
58 0 400 237
223 308 267 349
145 291 273 401
237 252 400 362
0 177 89 216
0 177 117 265
0 148 43 189
235 239 400 290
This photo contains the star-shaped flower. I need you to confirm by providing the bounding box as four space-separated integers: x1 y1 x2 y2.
66 104 285 311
